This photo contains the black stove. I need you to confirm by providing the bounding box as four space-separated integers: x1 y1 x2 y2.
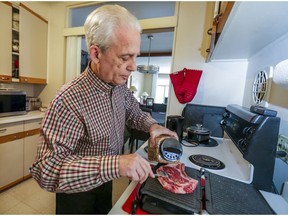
221 104 280 192
189 154 225 170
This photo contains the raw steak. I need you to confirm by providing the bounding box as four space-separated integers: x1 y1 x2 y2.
156 163 198 194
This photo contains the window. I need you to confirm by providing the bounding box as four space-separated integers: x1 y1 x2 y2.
155 74 169 103
69 2 175 27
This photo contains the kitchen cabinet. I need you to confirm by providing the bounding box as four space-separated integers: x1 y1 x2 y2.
207 2 288 61
0 118 42 191
0 2 12 82
0 122 24 190
204 1 234 62
23 119 41 178
19 3 48 84
0 3 48 84
0 139 24 190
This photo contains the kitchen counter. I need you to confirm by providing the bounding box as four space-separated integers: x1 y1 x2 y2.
0 110 45 124
109 141 288 214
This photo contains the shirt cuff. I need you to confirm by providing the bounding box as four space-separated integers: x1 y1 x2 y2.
100 155 120 182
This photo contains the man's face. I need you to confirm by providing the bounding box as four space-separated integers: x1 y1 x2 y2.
91 27 141 86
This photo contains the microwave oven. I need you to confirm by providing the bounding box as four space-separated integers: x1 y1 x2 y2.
0 90 26 117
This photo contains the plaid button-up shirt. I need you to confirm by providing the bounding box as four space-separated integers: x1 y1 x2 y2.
30 65 157 193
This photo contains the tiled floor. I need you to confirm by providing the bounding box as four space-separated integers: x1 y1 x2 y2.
0 140 144 214
0 177 130 214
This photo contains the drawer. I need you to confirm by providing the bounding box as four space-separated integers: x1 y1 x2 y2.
0 122 24 137
24 119 42 131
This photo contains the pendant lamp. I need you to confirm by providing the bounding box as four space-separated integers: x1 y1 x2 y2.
137 35 159 74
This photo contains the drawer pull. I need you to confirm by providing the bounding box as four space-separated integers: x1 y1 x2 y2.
0 128 7 133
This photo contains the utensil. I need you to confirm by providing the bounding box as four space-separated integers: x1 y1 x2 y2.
186 124 210 142
155 170 168 178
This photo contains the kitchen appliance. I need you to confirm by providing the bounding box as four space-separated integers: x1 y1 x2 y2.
166 115 184 140
148 135 183 163
138 166 274 214
26 97 42 111
221 104 280 192
189 154 225 170
135 103 284 213
186 124 210 142
0 89 26 117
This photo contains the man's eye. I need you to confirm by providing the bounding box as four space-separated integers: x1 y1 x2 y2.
121 57 129 61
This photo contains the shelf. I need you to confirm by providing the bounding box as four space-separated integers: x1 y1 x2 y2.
12 52 19 56
12 28 19 32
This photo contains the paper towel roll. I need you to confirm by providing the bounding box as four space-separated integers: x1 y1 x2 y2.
273 59 288 89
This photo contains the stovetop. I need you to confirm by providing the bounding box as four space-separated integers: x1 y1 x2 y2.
139 135 253 184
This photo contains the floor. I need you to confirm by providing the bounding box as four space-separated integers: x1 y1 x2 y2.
0 140 144 214
0 176 130 214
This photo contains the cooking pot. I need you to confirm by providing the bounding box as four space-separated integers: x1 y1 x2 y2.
186 124 210 142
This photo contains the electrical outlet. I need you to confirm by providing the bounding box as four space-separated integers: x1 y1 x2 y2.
277 134 288 163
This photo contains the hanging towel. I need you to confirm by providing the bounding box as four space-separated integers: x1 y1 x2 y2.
170 68 202 104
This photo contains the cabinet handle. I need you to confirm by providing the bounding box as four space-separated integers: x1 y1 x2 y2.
1 77 8 80
0 128 7 133
207 28 212 35
206 48 210 53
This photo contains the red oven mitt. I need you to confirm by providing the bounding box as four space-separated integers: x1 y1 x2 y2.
170 68 202 104
169 68 186 104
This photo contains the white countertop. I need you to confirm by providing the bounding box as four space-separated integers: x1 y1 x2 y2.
0 110 45 124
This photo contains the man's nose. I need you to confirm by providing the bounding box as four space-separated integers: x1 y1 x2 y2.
128 58 137 72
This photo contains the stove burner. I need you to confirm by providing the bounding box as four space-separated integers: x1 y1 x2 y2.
183 137 218 147
189 154 225 170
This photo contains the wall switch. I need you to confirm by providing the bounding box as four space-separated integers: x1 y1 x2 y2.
277 134 288 163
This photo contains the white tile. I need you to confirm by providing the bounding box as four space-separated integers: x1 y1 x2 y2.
0 191 21 214
4 202 38 214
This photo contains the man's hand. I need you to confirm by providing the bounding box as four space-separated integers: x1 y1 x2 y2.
149 123 178 146
119 153 154 183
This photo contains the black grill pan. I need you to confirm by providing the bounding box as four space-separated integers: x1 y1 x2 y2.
138 166 202 214
204 171 275 214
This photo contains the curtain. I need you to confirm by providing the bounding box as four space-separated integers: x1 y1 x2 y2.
65 36 82 83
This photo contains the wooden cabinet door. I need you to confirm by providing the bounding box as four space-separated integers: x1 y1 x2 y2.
19 4 48 84
23 134 39 177
23 119 41 177
0 139 24 190
0 2 12 82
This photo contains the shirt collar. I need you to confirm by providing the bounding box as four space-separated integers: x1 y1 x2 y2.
86 61 114 94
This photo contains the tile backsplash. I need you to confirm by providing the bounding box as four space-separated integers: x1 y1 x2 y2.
0 82 34 96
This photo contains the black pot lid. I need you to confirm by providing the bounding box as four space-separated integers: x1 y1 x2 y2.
187 124 210 134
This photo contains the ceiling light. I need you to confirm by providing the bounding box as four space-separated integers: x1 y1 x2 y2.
137 35 159 74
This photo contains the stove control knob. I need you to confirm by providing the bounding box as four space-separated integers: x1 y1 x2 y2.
220 119 227 125
237 138 247 150
223 112 231 118
243 126 254 136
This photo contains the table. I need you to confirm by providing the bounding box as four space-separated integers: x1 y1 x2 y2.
152 112 166 126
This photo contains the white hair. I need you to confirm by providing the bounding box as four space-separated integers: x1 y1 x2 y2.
84 4 142 52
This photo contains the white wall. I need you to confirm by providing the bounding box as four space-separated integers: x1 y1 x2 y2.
243 33 288 136
167 2 248 116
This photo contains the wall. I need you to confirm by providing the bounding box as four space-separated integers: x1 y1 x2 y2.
27 2 248 113
243 33 288 136
167 2 248 116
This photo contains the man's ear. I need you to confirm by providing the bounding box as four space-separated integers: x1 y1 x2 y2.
89 45 101 63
